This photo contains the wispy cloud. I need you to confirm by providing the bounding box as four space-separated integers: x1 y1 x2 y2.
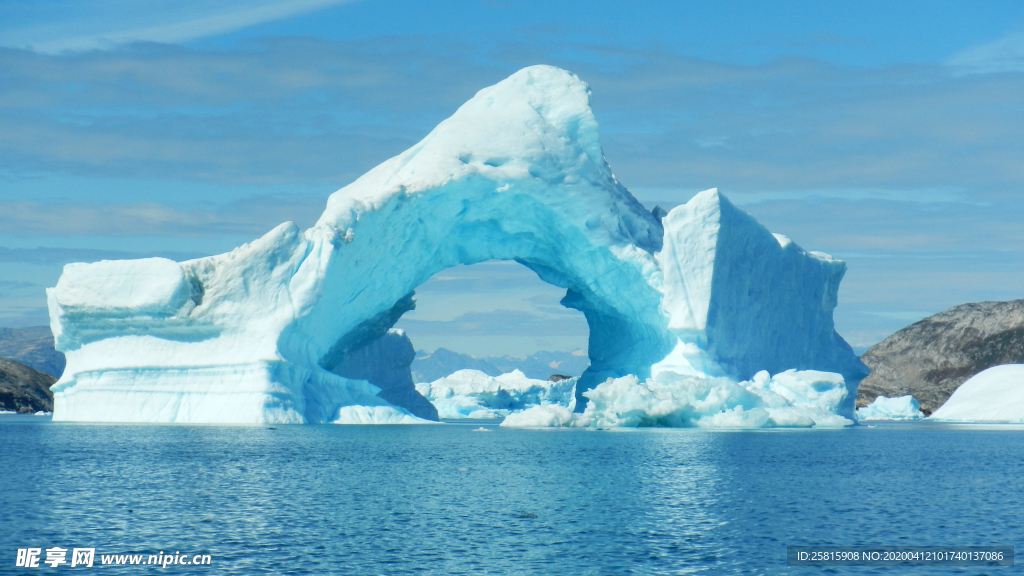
0 280 36 294
0 247 205 265
399 309 588 338
4 0 362 54
2 37 1022 198
0 195 326 237
397 308 589 357
947 31 1024 74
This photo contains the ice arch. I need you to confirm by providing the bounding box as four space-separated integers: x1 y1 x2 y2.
47 66 866 424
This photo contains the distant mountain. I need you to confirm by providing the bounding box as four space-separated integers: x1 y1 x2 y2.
486 350 591 380
0 358 55 413
0 326 65 378
411 348 590 383
858 299 1024 413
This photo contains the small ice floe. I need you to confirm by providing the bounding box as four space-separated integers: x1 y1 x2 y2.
856 395 924 421
0 410 16 415
472 427 492 432
456 467 469 472
33 411 53 416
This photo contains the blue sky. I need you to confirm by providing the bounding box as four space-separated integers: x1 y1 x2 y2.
2 1 1023 355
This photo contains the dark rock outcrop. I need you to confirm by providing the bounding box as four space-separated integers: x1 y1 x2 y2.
0 358 56 413
332 329 439 421
0 326 65 378
857 299 1024 412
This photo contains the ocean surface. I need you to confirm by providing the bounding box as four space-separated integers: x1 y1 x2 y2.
2 416 1022 575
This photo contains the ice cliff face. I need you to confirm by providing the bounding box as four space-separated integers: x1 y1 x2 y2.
46 65 865 425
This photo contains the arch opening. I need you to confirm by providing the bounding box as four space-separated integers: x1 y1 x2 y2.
395 260 589 364
383 260 592 420
299 180 675 422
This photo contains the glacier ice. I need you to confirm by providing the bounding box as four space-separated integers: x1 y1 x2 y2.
415 369 575 419
46 65 866 426
855 395 925 421
930 365 1024 423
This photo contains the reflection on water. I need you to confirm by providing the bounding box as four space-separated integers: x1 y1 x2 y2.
2 418 1022 575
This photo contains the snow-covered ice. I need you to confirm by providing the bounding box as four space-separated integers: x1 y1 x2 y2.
856 395 925 421
47 65 866 426
930 365 1024 422
415 369 575 419
502 369 853 428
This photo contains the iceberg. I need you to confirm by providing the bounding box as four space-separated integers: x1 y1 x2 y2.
415 369 575 419
856 395 925 421
47 65 866 425
930 365 1024 422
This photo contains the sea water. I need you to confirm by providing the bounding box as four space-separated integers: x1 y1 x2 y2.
2 417 1021 575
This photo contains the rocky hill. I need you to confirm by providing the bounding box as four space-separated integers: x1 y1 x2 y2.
0 358 56 413
0 326 65 377
857 299 1024 413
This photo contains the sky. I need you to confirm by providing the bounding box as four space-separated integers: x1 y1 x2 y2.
1 1 1023 356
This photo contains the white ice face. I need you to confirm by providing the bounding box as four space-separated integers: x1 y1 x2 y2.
930 365 1024 423
47 65 866 426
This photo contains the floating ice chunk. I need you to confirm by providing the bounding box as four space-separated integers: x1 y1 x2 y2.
501 404 576 428
334 405 431 424
750 370 848 413
33 411 52 416
418 369 575 419
856 395 925 421
694 406 771 428
762 408 816 428
0 410 16 415
930 365 1024 422
503 369 852 429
